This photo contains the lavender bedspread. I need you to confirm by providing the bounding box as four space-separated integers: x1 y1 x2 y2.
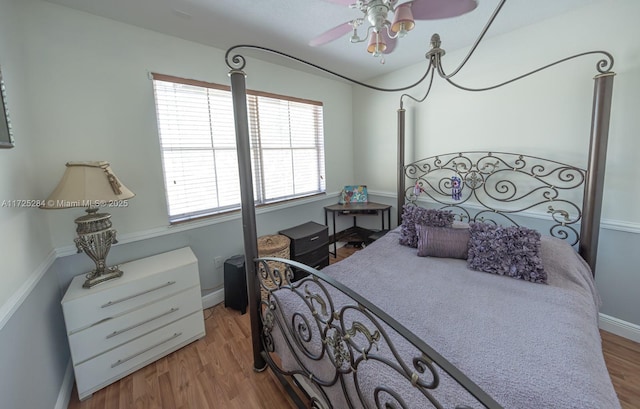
270 227 620 408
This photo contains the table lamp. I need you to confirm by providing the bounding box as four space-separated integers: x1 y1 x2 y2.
41 161 135 288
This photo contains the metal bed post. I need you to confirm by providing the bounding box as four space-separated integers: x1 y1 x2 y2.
397 105 406 226
580 72 615 275
228 68 266 371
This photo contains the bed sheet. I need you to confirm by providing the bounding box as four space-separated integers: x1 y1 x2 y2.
268 227 620 408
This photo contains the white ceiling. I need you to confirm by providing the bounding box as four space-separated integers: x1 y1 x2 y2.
42 0 601 81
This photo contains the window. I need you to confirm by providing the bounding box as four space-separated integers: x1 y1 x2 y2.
151 73 326 223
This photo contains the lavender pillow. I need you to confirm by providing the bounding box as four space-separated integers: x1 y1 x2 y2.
399 204 455 248
467 223 547 283
416 225 470 259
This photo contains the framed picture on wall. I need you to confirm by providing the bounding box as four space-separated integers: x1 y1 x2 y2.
0 65 14 149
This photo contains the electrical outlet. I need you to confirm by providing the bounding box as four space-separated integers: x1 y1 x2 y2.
214 256 223 268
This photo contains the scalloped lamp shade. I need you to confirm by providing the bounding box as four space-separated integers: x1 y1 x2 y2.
391 5 415 34
41 161 134 209
367 32 387 54
41 161 135 288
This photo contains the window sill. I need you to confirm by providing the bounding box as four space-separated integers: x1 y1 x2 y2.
168 192 327 226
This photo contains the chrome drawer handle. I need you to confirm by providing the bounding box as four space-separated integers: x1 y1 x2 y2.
101 281 177 308
309 236 319 241
110 332 182 368
106 308 179 339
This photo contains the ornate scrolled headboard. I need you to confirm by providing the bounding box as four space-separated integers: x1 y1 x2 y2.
404 151 586 246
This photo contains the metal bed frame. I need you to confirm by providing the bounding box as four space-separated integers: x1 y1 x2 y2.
224 1 615 407
403 152 587 246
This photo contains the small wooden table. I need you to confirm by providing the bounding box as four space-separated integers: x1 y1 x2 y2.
324 202 392 256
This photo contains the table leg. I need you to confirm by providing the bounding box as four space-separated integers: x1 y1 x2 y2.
387 208 391 230
332 211 337 257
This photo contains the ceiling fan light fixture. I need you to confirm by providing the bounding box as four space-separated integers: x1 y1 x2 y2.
350 28 361 43
367 31 387 55
309 0 477 62
391 4 415 36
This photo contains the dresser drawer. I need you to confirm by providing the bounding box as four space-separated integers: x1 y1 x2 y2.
68 286 202 365
74 311 205 400
295 246 328 267
279 221 328 256
309 255 329 271
292 254 329 281
62 248 198 333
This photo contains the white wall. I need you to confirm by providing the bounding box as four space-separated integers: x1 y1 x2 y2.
353 0 640 326
22 0 354 251
0 2 69 409
0 2 356 408
0 0 53 314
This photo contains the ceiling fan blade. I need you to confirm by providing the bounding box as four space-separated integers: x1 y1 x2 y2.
309 22 353 47
406 0 478 20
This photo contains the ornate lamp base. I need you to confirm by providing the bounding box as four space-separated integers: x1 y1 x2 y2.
83 266 124 289
74 208 123 289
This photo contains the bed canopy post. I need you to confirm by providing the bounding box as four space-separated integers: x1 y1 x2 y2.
397 104 406 226
228 68 266 371
580 72 615 274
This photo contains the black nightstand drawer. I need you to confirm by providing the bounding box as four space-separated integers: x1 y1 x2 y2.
297 246 329 266
310 255 329 270
293 255 329 281
279 222 329 256
279 221 330 281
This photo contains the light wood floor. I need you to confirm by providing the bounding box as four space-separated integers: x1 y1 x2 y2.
68 246 640 409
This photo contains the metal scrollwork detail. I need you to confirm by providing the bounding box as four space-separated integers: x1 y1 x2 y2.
465 171 484 190
310 397 329 409
224 45 251 71
548 205 570 222
596 52 615 74
306 286 329 317
225 50 246 70
405 152 586 245
324 330 352 371
256 257 499 409
345 321 381 349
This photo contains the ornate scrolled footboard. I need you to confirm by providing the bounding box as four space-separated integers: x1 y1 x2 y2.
256 257 503 409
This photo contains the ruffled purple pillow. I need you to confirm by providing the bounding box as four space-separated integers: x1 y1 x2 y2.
399 204 455 248
467 222 547 283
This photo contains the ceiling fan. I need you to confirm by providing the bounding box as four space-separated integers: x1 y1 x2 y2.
310 0 478 62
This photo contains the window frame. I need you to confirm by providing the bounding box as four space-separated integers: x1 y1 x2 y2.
151 73 326 224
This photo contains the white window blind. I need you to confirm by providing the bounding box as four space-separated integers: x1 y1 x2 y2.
151 73 326 223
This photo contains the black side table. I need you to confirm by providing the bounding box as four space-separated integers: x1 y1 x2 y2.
324 202 391 256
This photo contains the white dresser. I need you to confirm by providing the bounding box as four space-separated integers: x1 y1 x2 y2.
61 247 206 400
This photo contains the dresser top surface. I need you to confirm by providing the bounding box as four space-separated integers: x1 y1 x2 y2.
62 247 197 303
324 202 391 212
279 221 327 240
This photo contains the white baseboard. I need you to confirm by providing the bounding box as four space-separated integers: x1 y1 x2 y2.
54 360 74 409
202 288 224 310
599 313 640 343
